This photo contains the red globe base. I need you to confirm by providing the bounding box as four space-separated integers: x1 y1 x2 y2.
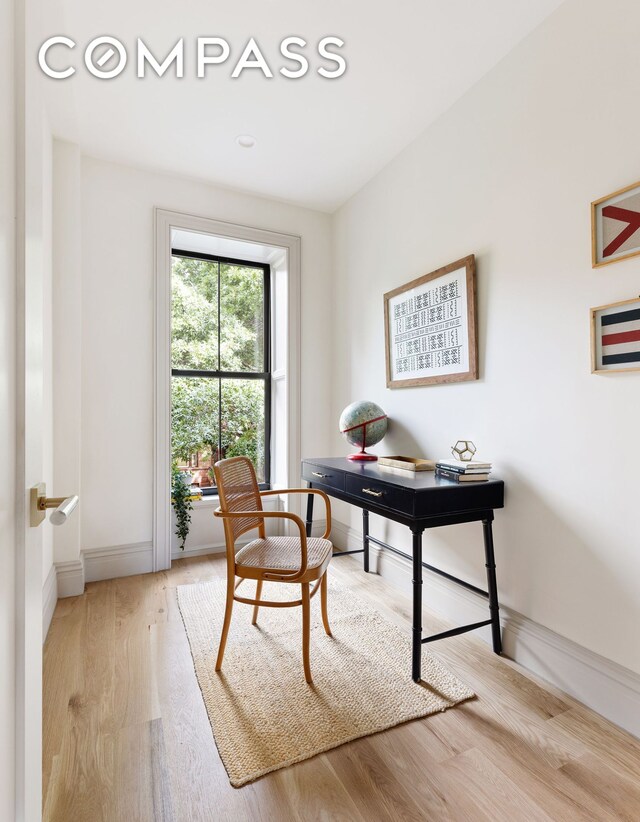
347 451 378 461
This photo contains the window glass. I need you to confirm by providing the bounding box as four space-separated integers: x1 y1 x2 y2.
171 256 219 371
220 263 265 372
221 378 266 483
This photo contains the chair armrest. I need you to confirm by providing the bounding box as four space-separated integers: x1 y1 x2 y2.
213 507 309 582
259 488 331 539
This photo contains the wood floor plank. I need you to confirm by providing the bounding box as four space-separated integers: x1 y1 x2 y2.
149 718 176 822
110 721 154 822
471 722 622 822
560 751 640 821
49 592 84 619
44 580 118 821
441 638 571 720
451 697 585 770
106 718 176 822
438 747 554 822
547 706 640 783
239 769 305 822
324 725 457 821
113 577 161 730
42 595 87 802
275 753 368 822
150 617 258 822
43 553 640 822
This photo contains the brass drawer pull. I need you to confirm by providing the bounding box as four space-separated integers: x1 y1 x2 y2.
362 488 383 497
312 471 328 478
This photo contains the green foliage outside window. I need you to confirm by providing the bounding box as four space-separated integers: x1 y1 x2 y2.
170 256 267 483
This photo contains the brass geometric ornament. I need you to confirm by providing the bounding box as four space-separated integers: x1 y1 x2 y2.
451 440 476 462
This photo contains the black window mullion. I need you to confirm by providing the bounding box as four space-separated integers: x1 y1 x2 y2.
263 263 270 373
171 369 269 379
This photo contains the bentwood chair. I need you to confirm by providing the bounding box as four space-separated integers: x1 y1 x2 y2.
213 456 333 684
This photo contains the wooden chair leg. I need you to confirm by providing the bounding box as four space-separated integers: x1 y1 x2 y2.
215 577 235 672
252 579 263 625
301 582 312 684
320 571 332 637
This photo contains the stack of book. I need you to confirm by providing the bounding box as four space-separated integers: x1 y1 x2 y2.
435 458 492 482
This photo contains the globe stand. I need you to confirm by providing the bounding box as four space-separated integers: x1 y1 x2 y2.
347 447 378 462
342 420 381 462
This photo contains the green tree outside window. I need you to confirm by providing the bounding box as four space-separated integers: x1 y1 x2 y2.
171 256 267 484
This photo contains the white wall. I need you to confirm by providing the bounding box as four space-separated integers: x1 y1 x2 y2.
52 141 82 566
69 155 332 556
331 0 640 676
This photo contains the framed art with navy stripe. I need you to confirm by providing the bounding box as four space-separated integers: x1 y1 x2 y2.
592 180 640 267
591 297 640 374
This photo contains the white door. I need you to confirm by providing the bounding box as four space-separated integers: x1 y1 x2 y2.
8 3 51 818
0 3 19 818
15 124 48 822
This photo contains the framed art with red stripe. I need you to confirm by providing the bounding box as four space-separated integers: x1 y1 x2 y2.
592 180 640 267
591 296 640 374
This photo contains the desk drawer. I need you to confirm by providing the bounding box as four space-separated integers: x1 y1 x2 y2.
302 463 345 493
345 475 414 516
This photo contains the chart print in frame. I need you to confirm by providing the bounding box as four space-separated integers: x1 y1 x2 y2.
384 255 478 388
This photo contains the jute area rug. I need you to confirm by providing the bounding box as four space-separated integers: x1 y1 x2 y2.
177 578 474 787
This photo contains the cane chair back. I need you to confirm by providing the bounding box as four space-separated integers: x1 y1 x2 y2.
214 456 265 545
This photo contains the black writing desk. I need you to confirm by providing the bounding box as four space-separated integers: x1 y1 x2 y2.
301 457 505 682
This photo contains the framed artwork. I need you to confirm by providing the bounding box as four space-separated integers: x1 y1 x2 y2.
592 180 640 267
590 296 640 374
384 255 478 388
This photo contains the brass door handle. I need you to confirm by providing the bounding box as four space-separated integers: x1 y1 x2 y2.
30 483 79 527
362 488 383 497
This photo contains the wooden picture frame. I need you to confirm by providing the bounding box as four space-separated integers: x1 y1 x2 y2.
590 296 640 374
591 180 640 267
384 255 478 388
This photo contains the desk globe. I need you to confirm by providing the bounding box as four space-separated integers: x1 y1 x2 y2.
339 400 388 461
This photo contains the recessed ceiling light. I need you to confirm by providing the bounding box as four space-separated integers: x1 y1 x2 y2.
236 134 256 149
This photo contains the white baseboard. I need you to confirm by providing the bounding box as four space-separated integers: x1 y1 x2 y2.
331 520 640 739
42 563 58 641
55 557 85 598
83 541 154 583
55 541 154 596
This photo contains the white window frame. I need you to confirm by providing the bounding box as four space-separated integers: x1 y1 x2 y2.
154 209 301 571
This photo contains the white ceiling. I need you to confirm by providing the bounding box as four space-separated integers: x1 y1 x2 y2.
37 0 565 212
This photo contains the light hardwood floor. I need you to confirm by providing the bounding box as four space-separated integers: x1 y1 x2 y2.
43 554 640 821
